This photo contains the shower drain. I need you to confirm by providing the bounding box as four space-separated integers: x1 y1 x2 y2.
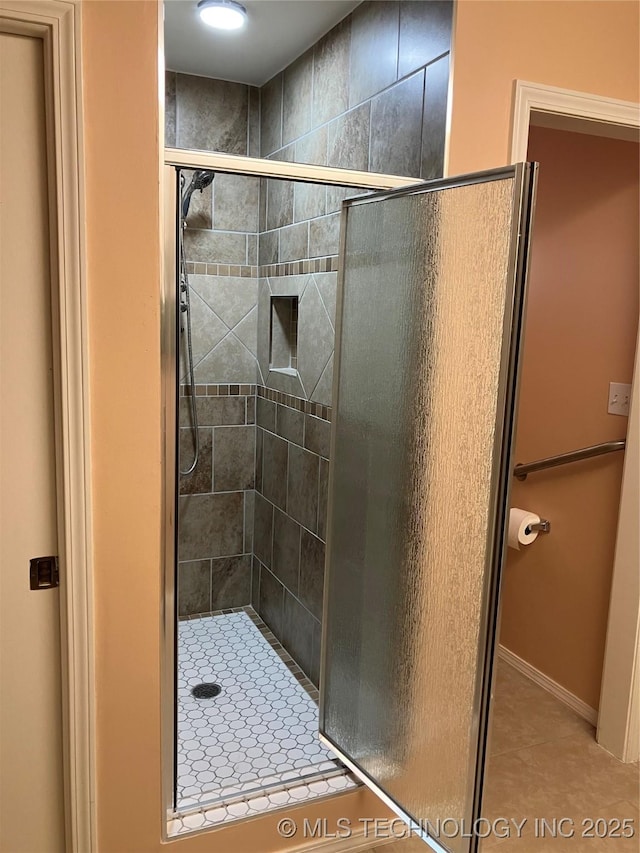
191 682 221 699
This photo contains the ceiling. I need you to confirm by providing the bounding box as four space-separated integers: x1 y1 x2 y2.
164 0 361 87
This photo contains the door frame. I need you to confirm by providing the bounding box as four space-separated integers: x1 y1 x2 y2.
510 79 640 762
160 148 418 832
0 1 94 849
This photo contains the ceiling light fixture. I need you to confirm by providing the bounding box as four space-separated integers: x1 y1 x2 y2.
197 0 247 30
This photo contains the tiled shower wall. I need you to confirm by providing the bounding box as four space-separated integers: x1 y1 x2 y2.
167 0 453 683
178 387 256 618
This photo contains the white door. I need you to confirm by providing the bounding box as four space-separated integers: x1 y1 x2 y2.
0 31 66 852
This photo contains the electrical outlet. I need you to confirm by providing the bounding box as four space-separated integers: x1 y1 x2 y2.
608 382 631 416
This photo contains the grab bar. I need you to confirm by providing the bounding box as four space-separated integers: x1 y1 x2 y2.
514 440 626 481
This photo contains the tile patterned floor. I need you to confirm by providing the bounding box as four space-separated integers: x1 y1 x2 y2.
362 661 639 853
176 609 342 810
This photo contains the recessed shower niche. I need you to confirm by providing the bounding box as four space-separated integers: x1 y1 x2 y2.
269 295 299 373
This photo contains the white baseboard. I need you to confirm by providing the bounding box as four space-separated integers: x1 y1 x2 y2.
498 645 598 726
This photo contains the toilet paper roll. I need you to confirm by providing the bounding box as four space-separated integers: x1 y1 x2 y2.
508 508 541 550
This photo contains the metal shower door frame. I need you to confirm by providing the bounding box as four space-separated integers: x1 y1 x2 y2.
159 148 419 833
318 164 537 853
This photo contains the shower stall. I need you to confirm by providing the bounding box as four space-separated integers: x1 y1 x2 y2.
162 149 537 849
163 153 411 833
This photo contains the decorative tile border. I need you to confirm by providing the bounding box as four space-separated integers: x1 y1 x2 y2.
168 769 358 838
185 262 259 278
259 255 338 278
181 382 332 420
180 383 257 397
257 385 331 422
183 257 338 279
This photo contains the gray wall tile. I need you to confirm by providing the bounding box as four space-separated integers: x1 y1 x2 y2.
259 230 279 266
262 431 288 511
272 509 301 593
297 280 334 398
234 306 258 357
179 428 212 495
165 71 176 147
314 272 338 327
211 554 251 609
183 228 247 265
244 490 255 552
178 492 244 560
369 70 424 177
349 1 399 107
318 457 329 540
194 333 257 384
184 396 245 427
310 353 333 406
279 221 308 262
256 397 276 431
214 174 260 233
299 529 325 620
308 213 340 258
251 555 260 608
255 428 263 492
295 126 327 166
247 234 258 265
266 179 294 231
310 618 322 686
179 290 227 378
253 493 273 568
176 73 248 154
422 53 449 180
287 445 319 532
190 275 257 329
213 426 255 491
267 142 296 163
259 566 284 638
283 50 313 145
178 560 210 618
276 404 304 445
294 182 326 223
248 86 261 157
325 184 356 215
282 593 316 680
327 103 371 172
398 0 453 78
246 396 256 425
312 19 350 126
304 415 330 458
260 73 282 156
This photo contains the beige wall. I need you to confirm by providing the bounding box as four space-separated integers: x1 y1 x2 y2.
83 0 640 848
448 0 640 175
499 126 639 710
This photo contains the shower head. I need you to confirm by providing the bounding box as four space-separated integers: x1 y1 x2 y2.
181 169 215 219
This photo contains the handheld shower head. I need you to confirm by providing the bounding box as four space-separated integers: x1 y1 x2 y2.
181 169 215 219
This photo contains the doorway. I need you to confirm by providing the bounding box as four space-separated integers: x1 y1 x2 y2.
480 97 640 850
162 152 416 836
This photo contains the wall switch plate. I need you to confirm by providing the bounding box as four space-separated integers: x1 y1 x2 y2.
608 382 631 416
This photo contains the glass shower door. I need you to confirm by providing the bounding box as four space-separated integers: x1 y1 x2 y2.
319 165 537 853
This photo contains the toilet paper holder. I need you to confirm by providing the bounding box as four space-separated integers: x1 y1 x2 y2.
526 519 551 534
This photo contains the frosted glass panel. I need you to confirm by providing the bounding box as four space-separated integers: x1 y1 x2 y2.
320 168 535 852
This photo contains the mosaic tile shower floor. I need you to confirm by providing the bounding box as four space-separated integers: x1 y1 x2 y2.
176 609 345 812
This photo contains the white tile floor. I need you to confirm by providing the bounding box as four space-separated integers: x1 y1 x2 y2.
176 610 342 810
